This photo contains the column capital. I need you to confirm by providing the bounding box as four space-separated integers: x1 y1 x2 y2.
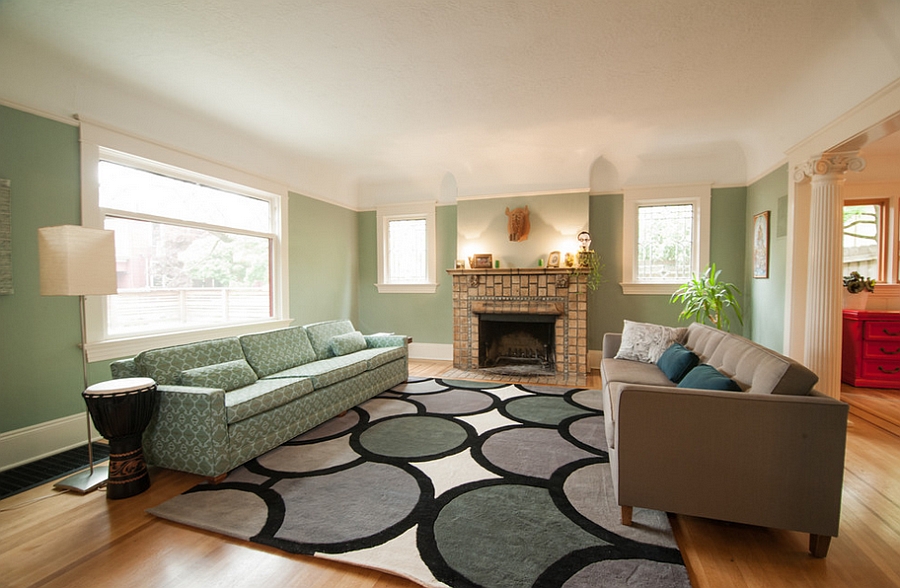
793 152 866 182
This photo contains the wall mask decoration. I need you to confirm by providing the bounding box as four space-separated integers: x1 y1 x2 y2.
505 206 531 242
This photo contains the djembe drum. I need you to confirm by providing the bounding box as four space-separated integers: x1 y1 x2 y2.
82 377 157 500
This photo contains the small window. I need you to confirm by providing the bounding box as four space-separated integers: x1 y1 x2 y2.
376 202 437 293
637 203 694 282
621 184 710 294
842 201 885 281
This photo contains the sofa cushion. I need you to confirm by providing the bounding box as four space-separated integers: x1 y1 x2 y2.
262 355 367 388
614 320 686 363
657 343 700 383
179 359 259 391
678 364 742 392
136 337 246 385
223 377 315 424
348 346 407 370
305 320 356 360
602 357 677 388
240 327 317 378
330 331 368 356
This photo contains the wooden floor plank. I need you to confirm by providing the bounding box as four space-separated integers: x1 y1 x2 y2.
1 361 898 588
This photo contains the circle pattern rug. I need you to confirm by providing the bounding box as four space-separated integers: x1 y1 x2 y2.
148 378 691 588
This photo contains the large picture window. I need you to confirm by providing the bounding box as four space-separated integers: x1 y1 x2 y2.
842 200 885 281
80 122 289 360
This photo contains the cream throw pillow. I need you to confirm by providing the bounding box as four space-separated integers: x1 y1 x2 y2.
614 320 687 363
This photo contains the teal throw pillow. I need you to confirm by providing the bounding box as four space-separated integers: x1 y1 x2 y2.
677 364 741 392
656 343 700 383
330 331 368 356
180 359 259 391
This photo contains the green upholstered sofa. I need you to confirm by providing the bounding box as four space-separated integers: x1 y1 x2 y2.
601 321 848 558
109 320 408 480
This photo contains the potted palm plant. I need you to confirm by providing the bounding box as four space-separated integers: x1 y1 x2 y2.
670 264 743 331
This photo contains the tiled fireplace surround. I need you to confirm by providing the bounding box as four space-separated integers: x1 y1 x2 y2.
447 268 588 385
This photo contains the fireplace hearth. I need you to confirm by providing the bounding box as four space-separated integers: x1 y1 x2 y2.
448 268 588 384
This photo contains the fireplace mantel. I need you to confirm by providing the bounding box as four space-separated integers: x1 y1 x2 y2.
447 267 588 383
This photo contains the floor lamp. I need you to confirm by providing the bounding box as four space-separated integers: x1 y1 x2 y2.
38 225 118 494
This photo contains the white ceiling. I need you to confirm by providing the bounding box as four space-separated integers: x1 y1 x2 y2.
1 0 899 209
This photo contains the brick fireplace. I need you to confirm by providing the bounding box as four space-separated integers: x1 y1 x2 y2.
447 268 588 385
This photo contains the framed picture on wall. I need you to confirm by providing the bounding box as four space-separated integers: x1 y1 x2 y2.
753 211 770 279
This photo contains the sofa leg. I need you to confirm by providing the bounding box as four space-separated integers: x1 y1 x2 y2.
621 506 633 526
207 473 227 485
809 534 831 558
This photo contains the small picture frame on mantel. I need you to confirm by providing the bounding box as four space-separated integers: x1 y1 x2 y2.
470 254 493 269
547 251 561 268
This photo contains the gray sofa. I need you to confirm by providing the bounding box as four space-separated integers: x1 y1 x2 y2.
601 321 848 557
110 320 408 480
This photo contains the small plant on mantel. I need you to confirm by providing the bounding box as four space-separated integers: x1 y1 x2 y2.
575 250 603 291
670 263 743 331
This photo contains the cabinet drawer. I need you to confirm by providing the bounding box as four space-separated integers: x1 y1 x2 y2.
863 340 900 358
860 359 900 381
864 321 900 341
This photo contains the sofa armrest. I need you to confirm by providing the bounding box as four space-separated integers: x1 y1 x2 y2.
110 358 140 379
142 384 231 478
365 334 409 349
615 385 848 538
603 333 622 359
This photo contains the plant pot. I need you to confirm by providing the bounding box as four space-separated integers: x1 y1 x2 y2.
843 290 869 310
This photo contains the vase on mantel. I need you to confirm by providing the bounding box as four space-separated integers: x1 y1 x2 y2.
843 290 869 310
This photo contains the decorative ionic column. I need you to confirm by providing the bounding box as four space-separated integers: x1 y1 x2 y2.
793 153 866 399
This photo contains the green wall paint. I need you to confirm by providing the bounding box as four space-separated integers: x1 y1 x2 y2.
357 205 456 343
588 187 747 350
0 105 87 433
288 193 358 326
746 164 788 352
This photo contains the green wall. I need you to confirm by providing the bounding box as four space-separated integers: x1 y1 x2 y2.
289 192 358 326
356 205 456 343
746 164 788 352
0 105 86 433
588 187 748 350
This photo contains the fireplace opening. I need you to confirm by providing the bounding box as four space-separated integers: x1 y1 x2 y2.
478 314 555 376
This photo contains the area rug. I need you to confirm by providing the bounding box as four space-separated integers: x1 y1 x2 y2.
148 378 691 588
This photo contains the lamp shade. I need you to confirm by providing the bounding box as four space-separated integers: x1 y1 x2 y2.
38 225 118 296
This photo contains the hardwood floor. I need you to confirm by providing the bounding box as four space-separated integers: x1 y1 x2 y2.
1 361 898 587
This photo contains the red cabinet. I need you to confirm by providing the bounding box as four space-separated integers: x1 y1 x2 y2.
842 310 900 388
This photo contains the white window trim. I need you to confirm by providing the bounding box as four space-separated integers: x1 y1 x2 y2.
79 119 291 361
621 183 711 295
376 201 438 294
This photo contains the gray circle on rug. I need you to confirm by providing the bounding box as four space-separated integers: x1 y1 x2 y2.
414 389 494 415
571 389 604 411
434 484 607 587
481 427 597 479
273 461 420 544
293 409 360 442
562 559 691 588
567 414 607 453
391 379 450 394
149 488 269 540
505 395 593 426
360 415 469 459
257 435 360 474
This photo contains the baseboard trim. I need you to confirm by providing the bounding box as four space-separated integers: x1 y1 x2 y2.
409 342 453 361
0 413 101 472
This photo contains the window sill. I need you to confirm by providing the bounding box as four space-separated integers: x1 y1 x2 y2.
619 282 681 295
375 282 439 294
85 319 294 363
